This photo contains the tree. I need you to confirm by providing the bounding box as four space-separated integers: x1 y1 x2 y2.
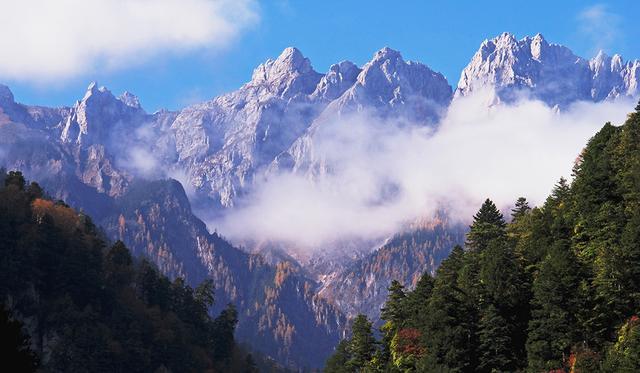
526 241 583 371
478 239 529 369
347 314 377 371
325 340 351 373
379 280 407 367
380 280 407 326
213 303 239 362
404 273 434 329
466 198 506 251
603 316 640 372
0 305 38 372
478 304 515 372
104 240 133 289
511 197 531 221
422 246 476 371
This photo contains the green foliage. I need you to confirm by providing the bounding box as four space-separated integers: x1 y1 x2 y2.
603 316 640 372
326 103 640 372
466 198 506 251
347 314 377 371
324 340 351 373
0 171 261 372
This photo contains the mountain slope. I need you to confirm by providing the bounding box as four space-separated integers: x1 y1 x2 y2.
319 218 466 320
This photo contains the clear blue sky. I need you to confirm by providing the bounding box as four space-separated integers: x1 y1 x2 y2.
6 0 640 112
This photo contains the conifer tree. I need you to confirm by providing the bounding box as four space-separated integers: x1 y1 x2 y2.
526 241 583 371
380 280 407 367
422 246 476 371
347 314 377 371
511 197 531 221
466 198 506 251
478 304 515 372
324 340 351 373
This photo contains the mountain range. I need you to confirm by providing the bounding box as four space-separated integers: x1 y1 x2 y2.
0 32 638 369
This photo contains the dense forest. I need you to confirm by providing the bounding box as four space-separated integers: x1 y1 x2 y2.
326 104 640 372
0 170 278 372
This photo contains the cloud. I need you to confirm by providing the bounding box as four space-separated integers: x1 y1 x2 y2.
213 91 633 249
0 0 259 82
577 4 621 54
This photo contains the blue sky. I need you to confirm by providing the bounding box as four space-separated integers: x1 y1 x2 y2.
4 0 640 112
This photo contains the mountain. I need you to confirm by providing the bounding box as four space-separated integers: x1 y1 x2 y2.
1 34 639 368
455 32 640 106
269 47 451 177
172 46 451 209
100 178 346 369
318 217 466 321
0 84 346 369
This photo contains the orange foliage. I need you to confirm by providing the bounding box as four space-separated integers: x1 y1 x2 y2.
31 198 80 233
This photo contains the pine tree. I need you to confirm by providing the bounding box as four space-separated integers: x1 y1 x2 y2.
526 241 583 371
324 340 351 373
347 314 377 371
511 197 531 221
478 304 515 372
422 246 476 371
467 198 507 251
380 280 407 326
380 280 407 367
404 273 434 329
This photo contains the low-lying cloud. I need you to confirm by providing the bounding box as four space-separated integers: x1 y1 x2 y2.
213 91 633 248
0 0 259 82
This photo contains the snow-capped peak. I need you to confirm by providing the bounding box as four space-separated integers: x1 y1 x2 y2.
249 47 322 99
118 91 141 109
456 32 639 106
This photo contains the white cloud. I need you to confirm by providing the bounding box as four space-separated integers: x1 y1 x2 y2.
577 4 621 54
0 0 259 81
213 91 634 249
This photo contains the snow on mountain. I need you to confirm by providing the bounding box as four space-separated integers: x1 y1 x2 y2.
268 47 452 178
456 32 640 106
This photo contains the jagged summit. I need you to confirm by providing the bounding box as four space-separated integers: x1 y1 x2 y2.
118 91 141 109
248 47 322 98
329 45 452 122
372 46 403 62
456 32 640 106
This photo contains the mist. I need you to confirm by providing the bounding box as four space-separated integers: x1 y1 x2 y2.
211 91 634 249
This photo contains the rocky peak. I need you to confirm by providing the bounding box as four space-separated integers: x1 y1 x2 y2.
0 84 15 106
249 47 323 99
456 33 592 105
118 91 142 109
312 60 361 101
529 33 549 60
61 82 145 145
328 46 451 122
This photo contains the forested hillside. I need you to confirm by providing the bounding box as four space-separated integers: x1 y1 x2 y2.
326 103 640 372
0 170 278 372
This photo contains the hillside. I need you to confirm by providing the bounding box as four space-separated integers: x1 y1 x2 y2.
0 170 267 372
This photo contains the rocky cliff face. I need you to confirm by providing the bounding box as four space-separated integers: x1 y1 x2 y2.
318 218 466 321
101 179 346 369
455 32 640 106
